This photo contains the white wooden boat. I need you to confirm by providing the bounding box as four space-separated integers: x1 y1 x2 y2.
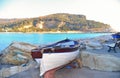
31 39 80 77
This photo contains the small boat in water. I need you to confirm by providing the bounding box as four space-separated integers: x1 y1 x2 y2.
31 39 80 77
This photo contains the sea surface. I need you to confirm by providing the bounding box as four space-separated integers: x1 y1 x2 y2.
0 32 112 51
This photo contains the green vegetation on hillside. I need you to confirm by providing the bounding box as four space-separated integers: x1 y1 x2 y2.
0 13 111 32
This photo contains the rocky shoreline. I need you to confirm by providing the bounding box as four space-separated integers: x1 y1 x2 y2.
0 34 120 78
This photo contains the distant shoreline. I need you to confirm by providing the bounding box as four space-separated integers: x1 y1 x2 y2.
0 31 113 34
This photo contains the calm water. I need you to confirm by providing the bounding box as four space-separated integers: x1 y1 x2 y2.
0 32 111 51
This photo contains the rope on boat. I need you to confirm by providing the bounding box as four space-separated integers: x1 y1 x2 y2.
41 48 45 53
51 48 55 52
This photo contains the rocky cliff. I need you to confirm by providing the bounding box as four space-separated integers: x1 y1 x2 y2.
0 13 112 32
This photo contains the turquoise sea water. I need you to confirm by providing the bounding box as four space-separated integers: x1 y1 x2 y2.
0 32 112 51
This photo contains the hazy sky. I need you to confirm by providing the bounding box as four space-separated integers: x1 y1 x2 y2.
0 0 120 31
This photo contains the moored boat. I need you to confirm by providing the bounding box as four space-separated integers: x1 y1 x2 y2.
31 39 80 77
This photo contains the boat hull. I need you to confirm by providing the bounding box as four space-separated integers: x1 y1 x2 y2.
40 49 79 76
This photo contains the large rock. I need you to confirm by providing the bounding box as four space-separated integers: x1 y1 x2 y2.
81 51 120 71
2 42 37 53
0 42 37 65
79 35 113 50
93 35 113 43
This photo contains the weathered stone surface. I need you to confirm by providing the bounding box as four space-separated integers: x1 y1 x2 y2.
2 42 37 53
81 51 120 71
0 61 36 78
85 41 102 49
79 35 113 50
94 35 113 43
0 42 37 65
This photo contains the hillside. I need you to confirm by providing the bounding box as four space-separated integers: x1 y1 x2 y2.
0 13 112 32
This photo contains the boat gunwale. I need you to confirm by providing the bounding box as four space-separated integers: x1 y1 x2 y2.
43 46 79 53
